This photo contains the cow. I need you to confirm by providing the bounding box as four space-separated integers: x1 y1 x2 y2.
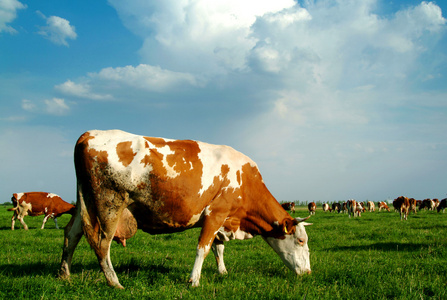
437 198 446 213
419 199 435 211
393 196 410 221
308 202 316 215
8 192 75 230
331 203 341 213
367 201 375 212
408 198 417 214
59 129 312 289
342 202 348 214
346 199 357 218
281 202 296 213
322 203 331 212
378 201 390 212
433 198 440 209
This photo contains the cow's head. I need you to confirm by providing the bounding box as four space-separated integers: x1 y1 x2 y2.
264 216 312 275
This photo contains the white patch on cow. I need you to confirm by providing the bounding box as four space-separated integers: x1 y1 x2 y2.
197 142 257 196
16 193 24 200
86 130 154 190
47 193 58 198
156 145 180 178
45 207 48 213
215 226 253 242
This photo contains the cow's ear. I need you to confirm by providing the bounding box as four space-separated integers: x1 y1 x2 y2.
282 218 298 235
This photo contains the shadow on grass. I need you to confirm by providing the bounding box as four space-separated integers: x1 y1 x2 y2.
0 260 170 280
328 242 427 252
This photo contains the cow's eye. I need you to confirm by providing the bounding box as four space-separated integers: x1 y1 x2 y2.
297 238 305 245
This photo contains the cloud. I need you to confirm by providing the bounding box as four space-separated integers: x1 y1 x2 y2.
21 98 71 115
37 11 77 46
55 80 112 100
110 0 297 74
55 64 200 101
0 0 26 34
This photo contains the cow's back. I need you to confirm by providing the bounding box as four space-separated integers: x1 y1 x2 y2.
75 130 261 233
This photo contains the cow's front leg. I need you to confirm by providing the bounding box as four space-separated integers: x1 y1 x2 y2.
189 211 228 287
211 240 227 275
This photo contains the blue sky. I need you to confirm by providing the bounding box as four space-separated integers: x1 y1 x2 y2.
1 0 446 204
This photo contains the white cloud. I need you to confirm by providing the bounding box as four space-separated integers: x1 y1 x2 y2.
37 12 77 46
109 0 297 74
21 98 71 115
44 98 70 115
92 64 200 92
0 0 26 34
55 80 112 100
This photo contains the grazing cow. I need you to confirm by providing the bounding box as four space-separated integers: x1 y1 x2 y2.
8 192 75 230
281 202 296 213
322 203 331 212
342 202 348 214
346 199 357 218
393 196 410 221
59 130 312 288
419 199 435 211
433 198 440 209
308 202 316 215
367 201 375 212
332 203 341 213
437 198 446 213
408 198 417 214
378 201 390 212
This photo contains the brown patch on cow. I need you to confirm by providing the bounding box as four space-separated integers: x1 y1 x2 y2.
116 141 136 167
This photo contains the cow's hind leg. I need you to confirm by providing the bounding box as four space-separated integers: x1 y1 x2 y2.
81 191 128 289
59 211 83 279
211 240 227 275
18 216 28 230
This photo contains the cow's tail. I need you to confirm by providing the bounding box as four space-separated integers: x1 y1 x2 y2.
7 207 17 211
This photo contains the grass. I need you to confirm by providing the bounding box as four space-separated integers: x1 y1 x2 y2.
0 205 446 299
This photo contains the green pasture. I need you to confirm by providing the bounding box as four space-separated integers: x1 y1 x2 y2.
0 205 446 299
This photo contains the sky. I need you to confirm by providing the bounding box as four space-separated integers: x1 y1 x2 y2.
1 0 446 204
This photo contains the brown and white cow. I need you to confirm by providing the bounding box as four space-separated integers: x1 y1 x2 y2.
346 199 357 218
8 192 75 230
308 202 316 215
59 130 312 288
437 198 446 213
367 201 375 212
281 202 296 213
322 203 331 212
419 199 436 211
378 201 390 212
393 196 410 221
408 198 417 214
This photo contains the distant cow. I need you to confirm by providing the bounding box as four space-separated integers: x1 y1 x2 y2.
433 198 440 209
393 196 410 221
378 201 390 212
282 202 296 213
59 129 312 288
322 203 331 212
437 198 446 213
8 192 75 230
419 199 435 211
332 203 341 213
346 199 357 218
308 202 316 215
342 202 348 214
408 198 417 214
367 201 375 212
